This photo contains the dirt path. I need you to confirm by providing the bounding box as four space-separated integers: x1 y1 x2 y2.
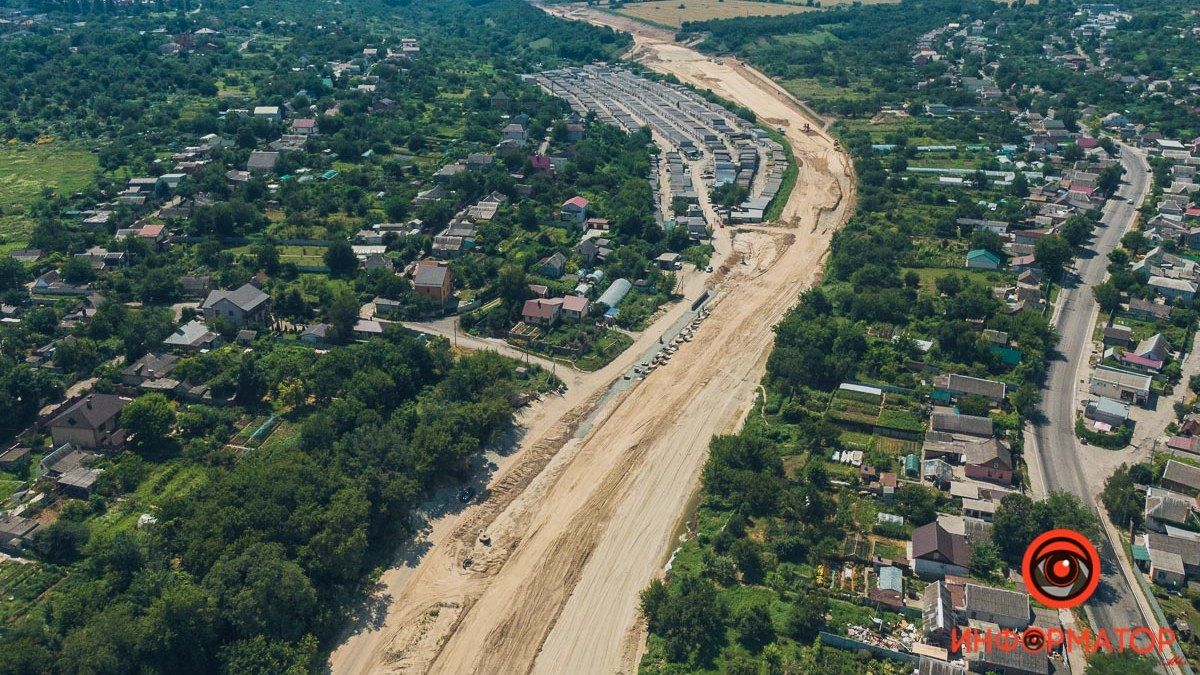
328 6 853 673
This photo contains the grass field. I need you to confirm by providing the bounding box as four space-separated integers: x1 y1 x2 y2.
0 561 65 624
0 142 97 245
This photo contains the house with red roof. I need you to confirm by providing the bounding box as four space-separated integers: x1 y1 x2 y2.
561 196 589 224
561 295 590 321
290 118 318 135
530 154 554 176
522 298 562 327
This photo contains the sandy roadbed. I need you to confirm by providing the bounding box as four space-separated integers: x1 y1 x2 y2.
329 6 853 673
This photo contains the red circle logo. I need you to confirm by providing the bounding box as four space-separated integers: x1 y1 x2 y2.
1022 529 1100 609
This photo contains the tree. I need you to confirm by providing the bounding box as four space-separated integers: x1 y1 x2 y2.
731 539 765 584
61 255 95 284
648 575 727 665
31 520 89 563
122 393 176 452
327 289 360 342
1034 235 1074 282
992 493 1045 563
785 591 827 642
969 540 1002 580
894 484 938 525
736 603 775 652
324 241 358 279
1012 383 1041 416
1009 172 1029 197
1101 464 1141 530
1097 163 1124 195
1093 281 1121 314
203 542 318 642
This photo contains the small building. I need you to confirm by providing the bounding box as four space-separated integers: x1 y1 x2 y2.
538 252 567 279
0 514 41 554
1163 460 1200 497
201 283 270 327
299 323 331 345
1084 397 1131 427
121 352 179 387
655 252 682 270
1146 487 1194 532
1089 365 1152 405
922 581 956 644
1102 323 1134 347
1149 548 1187 588
965 249 1002 270
413 264 454 304
47 394 128 450
522 298 563 327
163 319 221 352
963 583 1030 629
561 295 590 321
0 446 31 473
247 151 280 173
253 105 281 121
290 118 318 135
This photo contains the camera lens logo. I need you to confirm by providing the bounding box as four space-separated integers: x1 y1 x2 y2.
1022 529 1101 609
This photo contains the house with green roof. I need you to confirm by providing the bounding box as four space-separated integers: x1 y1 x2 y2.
965 248 1002 270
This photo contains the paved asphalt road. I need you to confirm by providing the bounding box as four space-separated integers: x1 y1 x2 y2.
1031 145 1153 645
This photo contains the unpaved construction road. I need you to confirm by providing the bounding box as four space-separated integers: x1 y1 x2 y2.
329 5 854 673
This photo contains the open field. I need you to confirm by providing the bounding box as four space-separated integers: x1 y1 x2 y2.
0 142 97 245
614 0 812 28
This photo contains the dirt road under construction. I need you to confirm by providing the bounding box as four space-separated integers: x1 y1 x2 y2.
329 5 855 673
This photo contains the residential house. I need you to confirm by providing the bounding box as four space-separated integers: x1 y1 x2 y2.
963 438 1013 485
538 252 567 279
0 514 41 554
1089 365 1152 405
201 283 270 327
561 295 590 321
1149 548 1187 588
1163 460 1200 497
501 123 528 145
47 394 128 450
522 298 563 327
299 323 331 344
164 319 221 352
933 373 1006 404
1102 323 1134 347
963 584 1030 630
253 105 281 121
0 447 31 473
965 249 1002 270
247 151 280 173
413 264 454 304
1145 487 1194 532
922 581 957 644
120 353 179 387
1143 531 1200 581
909 520 970 578
1128 298 1173 321
561 196 589 224
930 412 993 438
1149 276 1197 303
1085 397 1131 428
180 275 215 298
290 118 318 135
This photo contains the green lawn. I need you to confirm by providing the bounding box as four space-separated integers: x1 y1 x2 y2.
0 142 98 244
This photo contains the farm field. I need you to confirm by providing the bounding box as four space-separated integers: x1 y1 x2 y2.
0 142 98 246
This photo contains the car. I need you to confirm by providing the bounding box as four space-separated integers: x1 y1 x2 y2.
705 265 713 273
458 486 476 503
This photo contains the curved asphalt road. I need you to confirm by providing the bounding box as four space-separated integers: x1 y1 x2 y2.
1030 144 1158 656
